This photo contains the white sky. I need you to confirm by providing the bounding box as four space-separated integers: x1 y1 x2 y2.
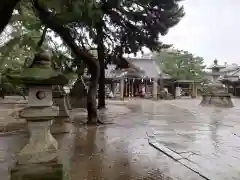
160 0 240 66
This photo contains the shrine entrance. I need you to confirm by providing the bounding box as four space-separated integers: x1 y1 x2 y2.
124 78 144 97
123 78 156 98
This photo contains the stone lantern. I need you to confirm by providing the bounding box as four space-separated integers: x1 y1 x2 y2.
8 52 69 179
200 59 234 108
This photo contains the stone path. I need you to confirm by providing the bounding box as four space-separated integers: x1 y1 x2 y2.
0 98 131 133
2 97 240 179
0 98 204 180
0 104 26 134
148 98 240 180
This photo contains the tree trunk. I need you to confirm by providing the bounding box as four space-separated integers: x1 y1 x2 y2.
0 0 20 34
87 66 100 124
97 26 106 109
33 1 100 123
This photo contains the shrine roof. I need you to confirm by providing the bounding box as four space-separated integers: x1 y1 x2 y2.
127 58 162 78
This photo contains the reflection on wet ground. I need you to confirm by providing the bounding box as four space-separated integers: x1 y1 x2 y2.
154 99 240 180
0 100 205 180
2 98 240 179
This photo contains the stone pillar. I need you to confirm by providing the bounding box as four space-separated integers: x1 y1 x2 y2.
152 78 158 100
175 86 181 98
120 78 124 100
191 82 197 98
159 74 164 90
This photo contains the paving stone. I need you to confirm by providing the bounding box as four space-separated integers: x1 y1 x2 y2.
149 98 240 180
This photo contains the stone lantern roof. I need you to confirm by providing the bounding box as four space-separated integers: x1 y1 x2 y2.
207 59 226 69
7 52 69 85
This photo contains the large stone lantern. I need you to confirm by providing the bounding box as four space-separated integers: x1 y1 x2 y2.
8 52 69 179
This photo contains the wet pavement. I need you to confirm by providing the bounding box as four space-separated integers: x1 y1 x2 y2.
0 99 205 180
1 98 240 179
150 98 240 180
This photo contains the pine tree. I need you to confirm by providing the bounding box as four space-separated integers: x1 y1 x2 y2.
0 0 185 124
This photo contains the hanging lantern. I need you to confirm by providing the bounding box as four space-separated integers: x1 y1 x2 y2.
141 79 143 83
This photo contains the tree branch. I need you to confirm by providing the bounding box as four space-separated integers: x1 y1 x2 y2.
37 26 47 47
32 0 99 70
0 0 20 34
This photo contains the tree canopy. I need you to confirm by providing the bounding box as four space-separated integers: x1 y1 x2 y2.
155 49 206 81
0 0 185 123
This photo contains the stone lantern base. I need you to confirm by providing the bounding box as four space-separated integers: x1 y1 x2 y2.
17 106 59 164
11 106 62 180
200 92 234 108
17 120 58 164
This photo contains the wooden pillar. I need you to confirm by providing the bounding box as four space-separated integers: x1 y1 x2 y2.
120 78 124 100
132 79 134 97
128 79 131 98
172 83 176 99
235 85 237 96
124 80 127 97
145 80 147 94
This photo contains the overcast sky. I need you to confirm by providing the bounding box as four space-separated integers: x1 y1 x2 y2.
159 0 240 66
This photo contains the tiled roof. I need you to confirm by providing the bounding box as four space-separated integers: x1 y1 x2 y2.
83 58 169 80
105 64 127 79
220 65 240 72
219 68 240 82
127 58 161 78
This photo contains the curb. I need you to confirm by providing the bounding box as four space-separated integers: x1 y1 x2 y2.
149 138 210 180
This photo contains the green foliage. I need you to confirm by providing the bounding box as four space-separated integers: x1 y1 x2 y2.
0 0 185 95
32 0 185 59
0 0 185 71
106 0 185 55
156 48 206 81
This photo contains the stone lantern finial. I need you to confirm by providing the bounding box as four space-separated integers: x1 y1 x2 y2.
213 59 218 65
29 51 52 68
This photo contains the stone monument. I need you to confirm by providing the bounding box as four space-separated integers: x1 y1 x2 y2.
200 60 234 108
51 85 72 134
53 85 70 117
7 52 69 180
